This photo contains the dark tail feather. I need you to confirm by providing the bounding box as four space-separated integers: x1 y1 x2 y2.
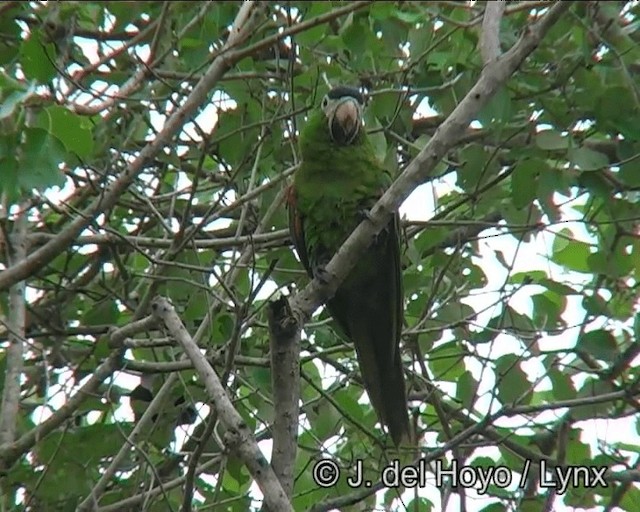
380 354 411 446
350 330 411 446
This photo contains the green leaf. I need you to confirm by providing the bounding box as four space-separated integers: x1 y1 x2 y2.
495 354 531 405
212 313 234 344
536 130 569 150
500 305 536 336
341 19 371 57
429 341 465 381
620 156 640 187
392 6 424 24
595 85 640 140
406 497 433 511
621 486 640 511
511 159 541 209
333 387 366 425
456 370 478 410
435 302 475 325
510 270 546 285
16 128 66 193
540 277 578 297
576 329 619 363
552 235 593 273
569 147 609 171
307 398 342 441
531 292 565 329
548 367 576 401
36 106 94 157
587 249 633 278
295 4 330 45
457 146 499 191
0 136 19 200
0 84 36 120
0 13 22 65
20 33 57 82
224 457 251 493
565 430 591 465
582 292 611 317
477 86 511 126
572 379 616 420
363 114 387 163
82 300 119 326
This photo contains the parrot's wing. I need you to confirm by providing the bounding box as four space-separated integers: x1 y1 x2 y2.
286 184 313 278
325 209 410 445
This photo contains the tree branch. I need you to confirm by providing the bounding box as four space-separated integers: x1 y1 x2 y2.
480 1 506 64
0 351 122 472
265 297 300 504
0 1 266 291
0 313 158 473
0 208 27 446
77 368 180 511
150 296 294 512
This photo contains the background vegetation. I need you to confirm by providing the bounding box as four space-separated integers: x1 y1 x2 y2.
0 1 639 511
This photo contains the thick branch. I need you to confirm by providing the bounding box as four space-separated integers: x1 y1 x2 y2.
480 2 506 64
265 297 300 503
0 210 27 446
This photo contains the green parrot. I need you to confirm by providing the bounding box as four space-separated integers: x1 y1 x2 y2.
287 86 410 446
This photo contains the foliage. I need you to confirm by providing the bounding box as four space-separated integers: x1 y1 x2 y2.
0 1 639 511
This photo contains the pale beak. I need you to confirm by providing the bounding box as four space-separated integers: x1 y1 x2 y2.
329 97 362 144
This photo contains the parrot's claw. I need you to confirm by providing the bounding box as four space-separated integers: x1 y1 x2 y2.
313 265 331 285
357 208 374 222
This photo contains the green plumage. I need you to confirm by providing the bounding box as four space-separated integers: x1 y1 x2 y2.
288 87 410 445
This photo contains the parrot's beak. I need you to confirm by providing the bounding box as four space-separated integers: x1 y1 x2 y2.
329 97 362 145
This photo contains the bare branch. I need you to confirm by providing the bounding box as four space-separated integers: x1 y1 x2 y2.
265 297 300 502
107 314 162 348
0 208 28 445
480 1 506 64
151 296 294 512
27 229 289 250
95 455 224 512
232 1 372 64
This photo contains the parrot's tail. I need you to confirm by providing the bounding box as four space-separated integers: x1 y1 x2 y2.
348 328 411 447
380 354 411 446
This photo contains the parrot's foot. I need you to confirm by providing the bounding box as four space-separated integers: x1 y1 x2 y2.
357 208 374 222
312 265 331 285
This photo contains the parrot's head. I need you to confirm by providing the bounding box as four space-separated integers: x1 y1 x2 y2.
321 86 365 145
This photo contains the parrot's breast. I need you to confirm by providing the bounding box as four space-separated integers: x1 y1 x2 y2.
294 119 391 271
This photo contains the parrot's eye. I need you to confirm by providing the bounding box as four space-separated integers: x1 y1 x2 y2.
321 96 329 109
